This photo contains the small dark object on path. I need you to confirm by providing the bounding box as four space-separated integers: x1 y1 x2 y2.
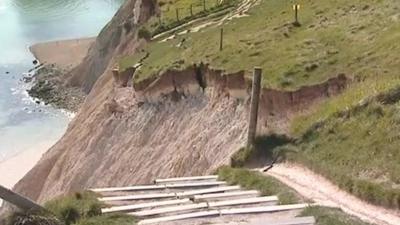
5 71 10 74
33 60 38 65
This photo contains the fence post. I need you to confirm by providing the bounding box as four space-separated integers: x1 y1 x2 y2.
203 0 206 11
247 67 262 148
190 4 193 17
176 8 180 21
0 185 45 212
219 28 224 51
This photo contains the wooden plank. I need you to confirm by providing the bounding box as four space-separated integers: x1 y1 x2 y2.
154 175 218 184
220 204 310 215
138 204 311 224
132 203 208 217
0 185 45 212
132 196 278 217
91 181 226 193
166 181 226 188
101 198 191 213
99 186 240 202
176 186 241 197
138 210 220 225
99 193 176 202
209 196 278 207
250 216 315 225
91 185 164 193
193 190 260 200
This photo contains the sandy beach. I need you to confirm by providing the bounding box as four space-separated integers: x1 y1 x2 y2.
30 37 95 69
0 140 56 207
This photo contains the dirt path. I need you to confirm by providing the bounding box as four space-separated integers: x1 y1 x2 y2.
158 0 257 42
261 163 400 225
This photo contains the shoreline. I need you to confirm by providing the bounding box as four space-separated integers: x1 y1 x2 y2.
0 140 56 207
0 140 56 188
0 37 92 207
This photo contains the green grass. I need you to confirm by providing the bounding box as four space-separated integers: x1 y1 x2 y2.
144 0 238 36
281 88 400 209
44 191 136 225
227 89 400 210
217 166 301 204
300 206 374 225
217 166 373 225
122 0 400 88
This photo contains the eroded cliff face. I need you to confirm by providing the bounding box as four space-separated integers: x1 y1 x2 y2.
11 0 348 204
66 0 157 93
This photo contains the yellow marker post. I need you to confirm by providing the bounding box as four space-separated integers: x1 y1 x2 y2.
293 4 301 26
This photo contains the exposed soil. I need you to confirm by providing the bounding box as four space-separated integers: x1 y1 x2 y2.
263 163 400 225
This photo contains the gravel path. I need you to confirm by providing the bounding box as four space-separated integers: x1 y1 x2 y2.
262 163 400 225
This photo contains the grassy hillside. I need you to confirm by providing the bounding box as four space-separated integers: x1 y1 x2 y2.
217 167 375 225
121 0 400 211
122 0 399 89
284 88 400 209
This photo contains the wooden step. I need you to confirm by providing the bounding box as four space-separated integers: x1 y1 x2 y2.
137 204 310 224
101 198 191 213
250 216 316 225
193 190 260 201
131 196 278 217
220 204 310 215
99 186 241 202
91 181 226 193
154 175 218 184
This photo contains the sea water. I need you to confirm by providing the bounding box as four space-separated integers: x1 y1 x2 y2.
0 0 123 162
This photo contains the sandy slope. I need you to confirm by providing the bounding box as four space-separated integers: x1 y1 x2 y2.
263 163 400 225
30 37 95 70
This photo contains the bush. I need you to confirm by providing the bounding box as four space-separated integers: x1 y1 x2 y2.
230 134 293 168
6 212 61 225
44 191 104 223
138 27 152 40
59 206 80 225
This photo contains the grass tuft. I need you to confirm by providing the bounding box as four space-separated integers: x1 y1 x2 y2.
217 166 301 204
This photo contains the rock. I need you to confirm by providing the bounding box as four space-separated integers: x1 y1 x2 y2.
305 63 319 72
35 100 41 104
32 60 38 65
5 71 9 74
362 5 370 10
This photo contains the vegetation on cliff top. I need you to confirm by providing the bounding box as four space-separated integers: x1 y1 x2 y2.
122 0 400 90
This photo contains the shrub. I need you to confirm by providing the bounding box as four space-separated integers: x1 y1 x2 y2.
230 134 293 168
138 27 152 40
6 212 61 225
59 206 80 225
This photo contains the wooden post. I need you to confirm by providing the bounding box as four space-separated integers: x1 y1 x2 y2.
293 4 301 26
112 68 120 86
176 8 180 22
219 28 223 51
203 0 206 11
190 4 193 17
0 185 44 212
247 67 262 147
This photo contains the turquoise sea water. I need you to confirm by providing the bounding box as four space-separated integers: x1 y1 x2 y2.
0 0 123 161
